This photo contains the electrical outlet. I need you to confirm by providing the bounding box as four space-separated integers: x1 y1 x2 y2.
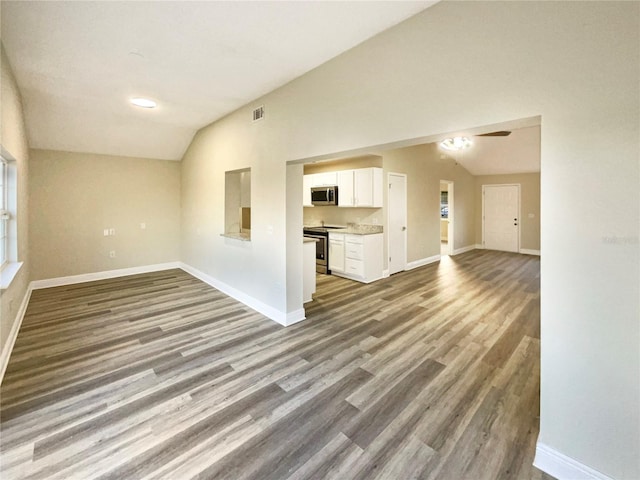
109 251 116 258
109 228 116 236
140 223 146 230
103 229 109 236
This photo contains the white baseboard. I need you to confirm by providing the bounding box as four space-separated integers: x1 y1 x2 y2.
382 269 390 278
475 243 485 249
520 248 541 256
534 442 613 480
30 262 182 290
406 255 441 270
452 245 476 255
0 285 32 385
285 309 306 326
179 262 294 327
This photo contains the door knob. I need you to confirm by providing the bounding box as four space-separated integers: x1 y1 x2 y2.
402 226 407 231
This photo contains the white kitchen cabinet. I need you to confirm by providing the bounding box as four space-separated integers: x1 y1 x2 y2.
329 232 383 283
337 170 355 207
355 168 383 207
337 167 383 208
303 174 313 207
328 235 345 273
311 172 338 187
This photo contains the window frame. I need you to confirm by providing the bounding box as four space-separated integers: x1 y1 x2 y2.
0 157 8 269
0 150 22 290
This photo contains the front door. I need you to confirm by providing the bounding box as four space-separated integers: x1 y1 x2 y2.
483 184 520 253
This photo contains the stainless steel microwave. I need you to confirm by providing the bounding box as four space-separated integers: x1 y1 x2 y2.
311 186 338 206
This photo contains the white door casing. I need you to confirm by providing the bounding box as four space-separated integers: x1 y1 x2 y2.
441 180 454 256
483 184 520 253
388 173 407 275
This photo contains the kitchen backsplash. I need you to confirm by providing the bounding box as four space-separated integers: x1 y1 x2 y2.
303 206 381 227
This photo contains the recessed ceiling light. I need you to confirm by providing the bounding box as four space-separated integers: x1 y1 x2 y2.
130 97 157 109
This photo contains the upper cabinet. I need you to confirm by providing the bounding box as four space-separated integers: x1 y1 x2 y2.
304 171 338 206
338 167 383 208
337 170 355 207
311 172 338 187
303 174 313 207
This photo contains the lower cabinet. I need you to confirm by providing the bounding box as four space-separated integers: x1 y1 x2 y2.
328 232 383 283
328 237 345 273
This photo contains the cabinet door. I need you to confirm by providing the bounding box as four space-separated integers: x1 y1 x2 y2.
354 168 383 207
313 172 338 186
303 175 313 207
328 239 345 272
337 170 354 207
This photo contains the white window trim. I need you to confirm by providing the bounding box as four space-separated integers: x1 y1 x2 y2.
0 148 21 290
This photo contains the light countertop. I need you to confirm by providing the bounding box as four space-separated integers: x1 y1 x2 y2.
329 224 383 235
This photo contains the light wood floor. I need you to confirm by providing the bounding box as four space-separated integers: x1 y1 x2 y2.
0 250 553 479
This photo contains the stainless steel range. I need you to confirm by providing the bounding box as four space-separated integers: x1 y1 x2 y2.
303 226 343 274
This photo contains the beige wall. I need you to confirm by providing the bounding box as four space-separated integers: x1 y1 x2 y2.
475 173 540 251
382 143 475 263
29 150 180 280
0 44 30 359
182 3 638 477
303 155 383 173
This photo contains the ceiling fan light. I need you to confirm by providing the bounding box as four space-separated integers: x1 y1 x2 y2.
130 97 157 108
440 136 472 151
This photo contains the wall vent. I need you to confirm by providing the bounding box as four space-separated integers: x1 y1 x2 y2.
252 105 264 122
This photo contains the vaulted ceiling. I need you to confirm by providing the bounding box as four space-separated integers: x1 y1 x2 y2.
1 1 436 161
448 125 540 175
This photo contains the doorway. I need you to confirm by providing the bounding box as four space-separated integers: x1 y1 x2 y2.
387 173 407 275
440 180 453 256
482 184 520 252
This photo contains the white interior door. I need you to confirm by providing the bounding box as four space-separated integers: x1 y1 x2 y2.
388 173 407 275
483 184 520 253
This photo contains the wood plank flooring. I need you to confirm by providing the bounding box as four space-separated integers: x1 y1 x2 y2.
0 250 553 479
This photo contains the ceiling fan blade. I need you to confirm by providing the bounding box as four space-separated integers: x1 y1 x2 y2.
477 131 512 137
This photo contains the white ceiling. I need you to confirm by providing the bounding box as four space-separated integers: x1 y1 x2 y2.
447 125 540 175
1 1 436 161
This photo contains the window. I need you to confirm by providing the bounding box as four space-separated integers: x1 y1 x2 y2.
0 151 20 289
440 191 449 219
0 158 8 267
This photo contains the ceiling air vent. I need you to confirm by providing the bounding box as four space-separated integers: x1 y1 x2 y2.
252 105 264 122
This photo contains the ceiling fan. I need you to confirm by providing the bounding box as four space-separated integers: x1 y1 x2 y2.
440 130 512 151
476 130 511 137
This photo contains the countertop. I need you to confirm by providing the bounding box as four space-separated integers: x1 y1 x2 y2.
220 232 251 241
329 224 383 235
